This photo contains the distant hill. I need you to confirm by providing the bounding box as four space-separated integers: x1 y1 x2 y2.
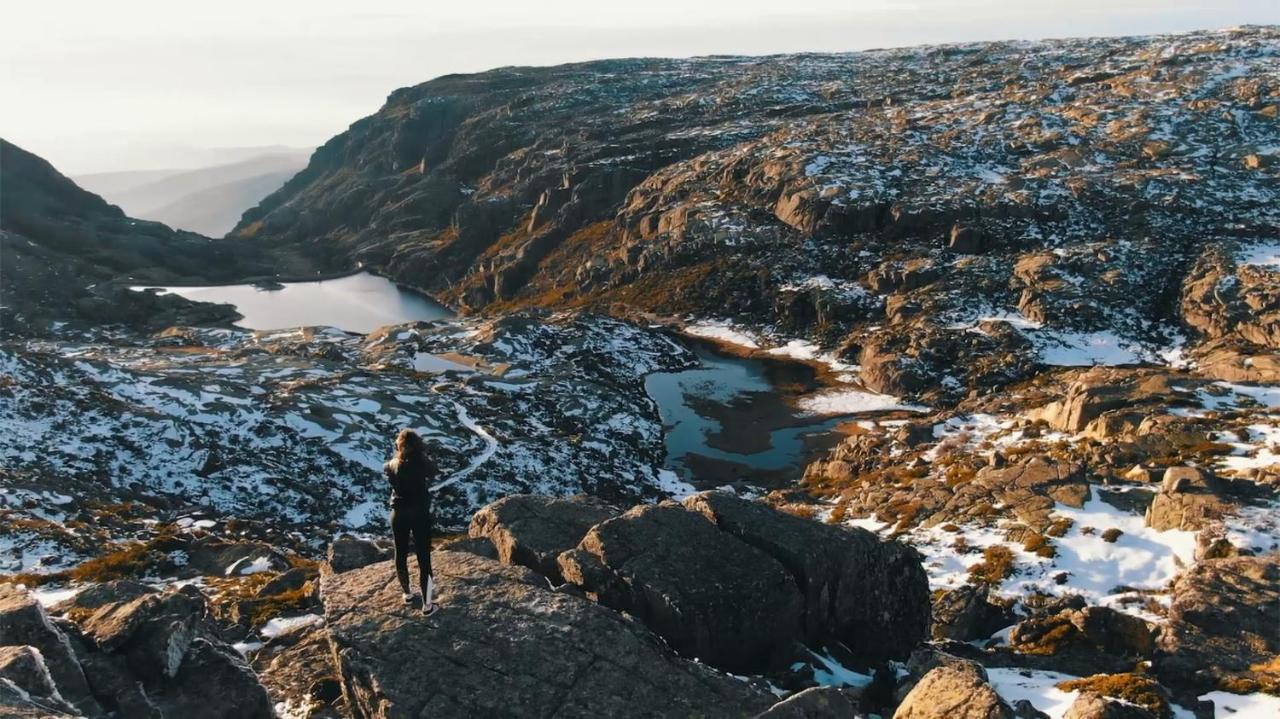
75 149 310 236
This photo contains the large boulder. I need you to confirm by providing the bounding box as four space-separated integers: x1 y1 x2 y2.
557 501 805 673
1155 554 1280 695
682 491 930 662
320 550 773 718
558 498 803 670
0 584 100 716
468 494 620 583
892 663 1014 719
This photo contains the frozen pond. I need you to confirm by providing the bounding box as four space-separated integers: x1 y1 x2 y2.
132 271 453 333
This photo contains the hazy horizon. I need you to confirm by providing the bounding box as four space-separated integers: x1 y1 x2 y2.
4 0 1278 175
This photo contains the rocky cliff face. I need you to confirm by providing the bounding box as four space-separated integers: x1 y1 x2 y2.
236 27 1279 404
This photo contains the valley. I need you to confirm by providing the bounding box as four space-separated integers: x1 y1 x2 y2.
1 24 1278 719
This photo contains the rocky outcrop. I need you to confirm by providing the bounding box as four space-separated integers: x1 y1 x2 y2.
1007 606 1157 674
467 494 620 583
0 584 100 716
320 550 773 718
1062 693 1157 719
1144 467 1230 531
1155 554 1280 694
1029 369 1194 434
1192 340 1280 383
682 491 930 662
557 501 805 673
1181 248 1280 350
226 29 1279 402
3 581 275 719
892 663 1014 719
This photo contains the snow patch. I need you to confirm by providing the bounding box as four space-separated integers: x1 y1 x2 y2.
260 613 324 639
797 389 926 416
1237 241 1280 268
684 321 761 349
986 668 1080 719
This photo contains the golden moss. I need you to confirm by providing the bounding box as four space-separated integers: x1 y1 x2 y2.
1046 517 1074 537
1056 673 1171 719
944 463 977 487
245 584 315 627
1023 534 1057 559
1018 622 1079 655
778 503 818 520
968 545 1015 584
827 502 849 525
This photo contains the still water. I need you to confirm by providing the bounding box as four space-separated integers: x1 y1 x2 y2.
645 341 849 488
133 271 454 334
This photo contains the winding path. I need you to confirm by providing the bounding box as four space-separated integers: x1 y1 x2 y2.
431 395 498 492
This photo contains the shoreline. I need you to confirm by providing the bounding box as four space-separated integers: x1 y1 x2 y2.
119 264 464 318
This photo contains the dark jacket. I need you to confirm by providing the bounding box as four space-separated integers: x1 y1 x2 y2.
384 454 436 509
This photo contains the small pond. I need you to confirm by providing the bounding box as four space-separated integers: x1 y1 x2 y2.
132 271 454 334
645 340 854 489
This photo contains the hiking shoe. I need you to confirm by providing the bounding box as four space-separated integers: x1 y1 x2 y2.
402 592 417 605
422 602 440 618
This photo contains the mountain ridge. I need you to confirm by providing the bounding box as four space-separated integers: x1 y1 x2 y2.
231 26 1279 406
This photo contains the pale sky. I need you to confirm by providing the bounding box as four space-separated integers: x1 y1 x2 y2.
3 0 1277 174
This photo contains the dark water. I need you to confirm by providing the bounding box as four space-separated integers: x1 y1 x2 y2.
645 342 849 488
133 271 454 333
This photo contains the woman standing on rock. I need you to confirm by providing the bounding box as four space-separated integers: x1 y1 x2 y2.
385 428 440 616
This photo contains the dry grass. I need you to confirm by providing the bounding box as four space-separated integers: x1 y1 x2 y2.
1 530 182 588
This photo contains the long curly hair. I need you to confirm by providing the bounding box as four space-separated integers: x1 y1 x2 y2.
394 428 427 465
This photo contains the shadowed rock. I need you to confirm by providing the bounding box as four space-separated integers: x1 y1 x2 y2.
557 501 805 673
931 584 1014 643
682 491 930 663
0 645 78 715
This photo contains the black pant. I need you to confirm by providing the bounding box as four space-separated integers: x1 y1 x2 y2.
391 502 433 595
